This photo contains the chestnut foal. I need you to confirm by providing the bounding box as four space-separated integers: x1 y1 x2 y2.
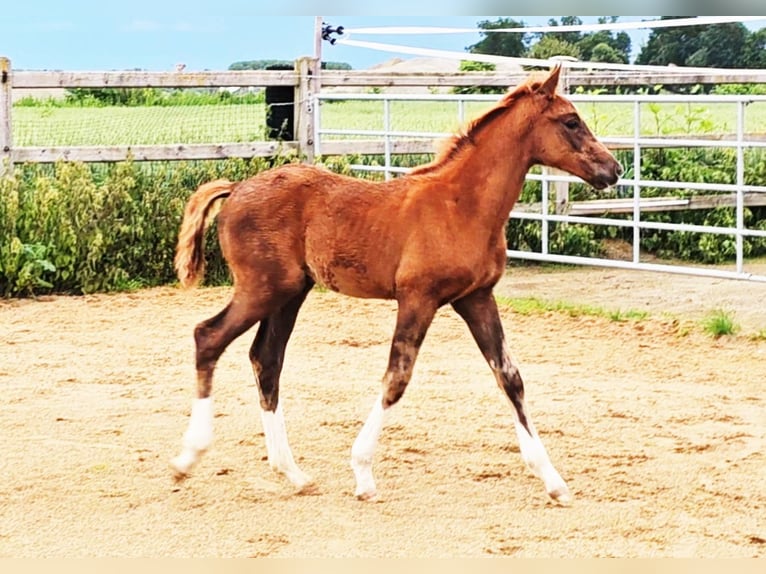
170 65 622 504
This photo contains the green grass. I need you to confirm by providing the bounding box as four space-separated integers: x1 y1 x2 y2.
701 309 740 338
320 99 766 138
494 295 762 341
13 104 268 146
12 97 766 147
494 294 649 322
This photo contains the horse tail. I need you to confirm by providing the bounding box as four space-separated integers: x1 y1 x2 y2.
174 179 234 289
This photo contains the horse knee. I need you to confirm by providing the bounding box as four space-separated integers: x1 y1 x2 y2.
258 387 279 412
382 377 408 408
194 322 220 366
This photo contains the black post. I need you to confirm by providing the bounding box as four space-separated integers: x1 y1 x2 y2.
265 64 295 141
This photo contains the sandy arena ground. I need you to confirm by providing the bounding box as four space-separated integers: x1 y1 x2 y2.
1 264 764 557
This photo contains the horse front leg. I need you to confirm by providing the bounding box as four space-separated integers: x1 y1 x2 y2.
351 296 438 501
452 288 571 505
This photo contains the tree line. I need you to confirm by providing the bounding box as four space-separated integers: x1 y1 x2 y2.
466 16 766 69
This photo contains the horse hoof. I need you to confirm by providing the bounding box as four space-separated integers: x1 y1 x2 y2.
169 457 191 482
296 481 320 496
548 486 572 506
355 489 378 502
171 469 189 483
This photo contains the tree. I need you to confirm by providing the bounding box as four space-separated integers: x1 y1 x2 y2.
529 36 581 61
632 17 756 68
466 18 529 58
575 17 631 64
743 28 766 69
636 17 705 66
543 16 584 46
527 16 630 65
687 23 748 69
589 43 626 63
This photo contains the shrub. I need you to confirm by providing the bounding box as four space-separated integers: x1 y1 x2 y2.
0 154 297 296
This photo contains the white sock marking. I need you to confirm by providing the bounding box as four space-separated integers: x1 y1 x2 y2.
514 418 571 505
492 354 571 504
170 397 213 476
260 403 312 489
351 394 387 500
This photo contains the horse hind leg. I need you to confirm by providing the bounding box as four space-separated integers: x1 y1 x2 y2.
170 295 266 480
452 288 571 505
250 282 313 491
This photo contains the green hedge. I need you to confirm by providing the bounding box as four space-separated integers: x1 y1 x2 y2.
3 146 766 297
0 155 296 296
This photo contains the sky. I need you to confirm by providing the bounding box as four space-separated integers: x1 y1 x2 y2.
2 3 764 72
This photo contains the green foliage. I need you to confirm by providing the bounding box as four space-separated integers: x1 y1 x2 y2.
711 84 766 96
453 61 505 95
636 20 764 92
1 241 56 295
61 87 264 108
541 16 585 46
636 17 706 67
702 309 739 338
742 29 766 69
507 220 602 259
529 36 581 61
468 16 631 65
589 42 627 64
688 23 748 69
0 155 297 296
576 17 631 64
228 60 352 71
468 18 530 58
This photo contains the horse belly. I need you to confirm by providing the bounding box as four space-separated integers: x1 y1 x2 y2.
306 255 393 299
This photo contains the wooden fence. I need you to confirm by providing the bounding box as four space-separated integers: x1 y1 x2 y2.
4 55 766 167
3 56 766 215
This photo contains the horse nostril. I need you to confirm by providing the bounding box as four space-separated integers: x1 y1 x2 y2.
615 163 624 177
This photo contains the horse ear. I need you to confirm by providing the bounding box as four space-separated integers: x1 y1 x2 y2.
538 65 561 99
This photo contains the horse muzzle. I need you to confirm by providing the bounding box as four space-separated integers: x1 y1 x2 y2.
590 161 623 190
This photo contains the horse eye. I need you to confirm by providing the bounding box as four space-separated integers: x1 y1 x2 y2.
564 118 580 130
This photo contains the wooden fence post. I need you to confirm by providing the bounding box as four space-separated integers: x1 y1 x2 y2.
295 56 320 163
0 57 12 177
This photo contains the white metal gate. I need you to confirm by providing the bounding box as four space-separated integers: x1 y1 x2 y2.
315 90 766 282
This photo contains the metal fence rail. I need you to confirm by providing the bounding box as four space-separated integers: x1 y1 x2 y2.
315 91 766 282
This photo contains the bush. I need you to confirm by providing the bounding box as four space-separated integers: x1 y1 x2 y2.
0 155 297 296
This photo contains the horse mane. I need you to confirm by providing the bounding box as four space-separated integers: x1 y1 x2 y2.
409 74 550 176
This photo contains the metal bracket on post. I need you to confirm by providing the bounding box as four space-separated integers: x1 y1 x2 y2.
0 57 12 177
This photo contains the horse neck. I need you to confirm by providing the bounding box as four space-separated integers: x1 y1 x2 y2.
437 111 533 235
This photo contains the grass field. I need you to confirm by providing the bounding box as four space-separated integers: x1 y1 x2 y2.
12 97 766 148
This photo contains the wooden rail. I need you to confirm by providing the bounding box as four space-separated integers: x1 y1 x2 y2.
567 193 766 215
3 56 766 170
